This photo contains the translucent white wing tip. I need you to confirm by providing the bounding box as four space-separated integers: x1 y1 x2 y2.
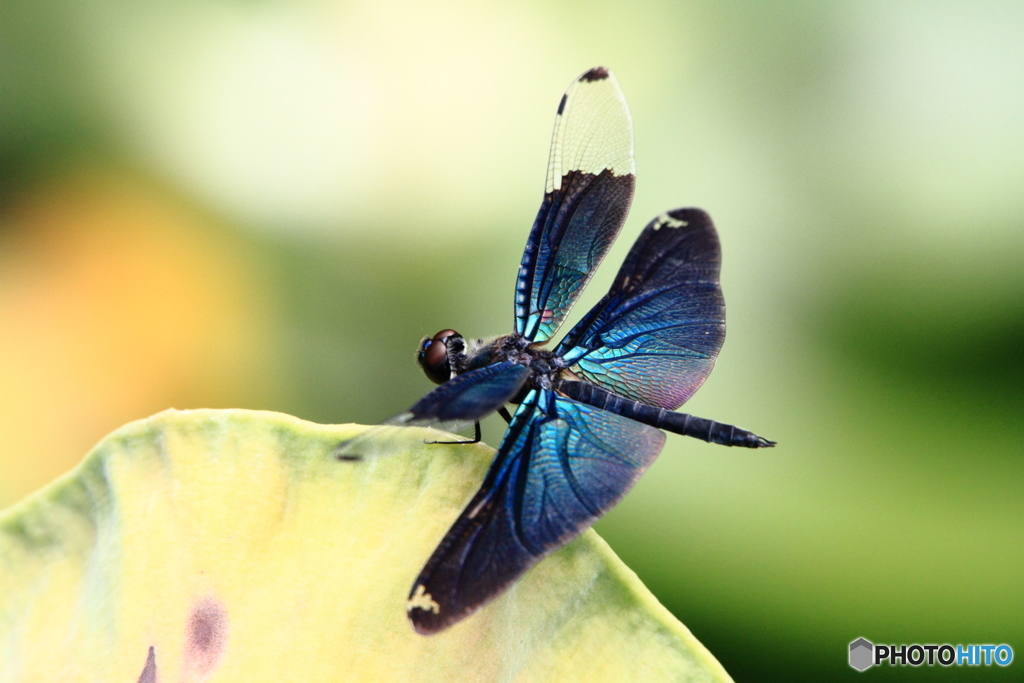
546 66 635 194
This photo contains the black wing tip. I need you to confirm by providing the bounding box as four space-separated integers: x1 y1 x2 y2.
580 66 610 82
410 614 448 636
665 207 714 226
409 603 480 635
407 585 462 635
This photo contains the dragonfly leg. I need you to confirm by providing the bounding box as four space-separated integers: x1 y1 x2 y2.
497 406 513 424
425 421 482 445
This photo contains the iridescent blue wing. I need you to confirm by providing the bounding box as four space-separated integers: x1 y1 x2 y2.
514 67 635 343
384 361 529 433
556 208 726 409
407 388 665 634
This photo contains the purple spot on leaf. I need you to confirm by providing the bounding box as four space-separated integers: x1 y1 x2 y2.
186 596 227 674
136 646 157 683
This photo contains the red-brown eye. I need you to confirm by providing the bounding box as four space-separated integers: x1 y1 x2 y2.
417 329 460 384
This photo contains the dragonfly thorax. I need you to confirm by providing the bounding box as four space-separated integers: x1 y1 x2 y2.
462 333 567 390
417 330 567 391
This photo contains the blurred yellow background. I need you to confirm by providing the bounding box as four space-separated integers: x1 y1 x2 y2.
1 1 1021 680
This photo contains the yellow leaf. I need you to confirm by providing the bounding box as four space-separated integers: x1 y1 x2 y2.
1 409 733 682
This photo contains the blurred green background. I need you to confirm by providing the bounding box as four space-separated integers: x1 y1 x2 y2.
1 1 1021 680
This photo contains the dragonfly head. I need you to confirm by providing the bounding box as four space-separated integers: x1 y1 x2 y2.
417 329 463 384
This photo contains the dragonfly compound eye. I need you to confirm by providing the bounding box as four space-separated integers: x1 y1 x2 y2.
417 329 460 384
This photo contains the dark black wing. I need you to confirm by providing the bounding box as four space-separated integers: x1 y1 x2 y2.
384 361 529 433
514 67 635 343
407 388 665 634
556 208 726 409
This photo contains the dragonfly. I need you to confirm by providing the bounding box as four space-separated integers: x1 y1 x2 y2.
365 67 774 634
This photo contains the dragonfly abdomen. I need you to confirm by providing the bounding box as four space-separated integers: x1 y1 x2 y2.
558 380 774 448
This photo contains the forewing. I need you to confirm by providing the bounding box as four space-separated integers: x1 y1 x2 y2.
556 208 726 409
407 389 665 634
514 67 635 343
385 361 529 432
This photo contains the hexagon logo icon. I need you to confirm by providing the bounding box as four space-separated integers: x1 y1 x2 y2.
849 637 874 671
